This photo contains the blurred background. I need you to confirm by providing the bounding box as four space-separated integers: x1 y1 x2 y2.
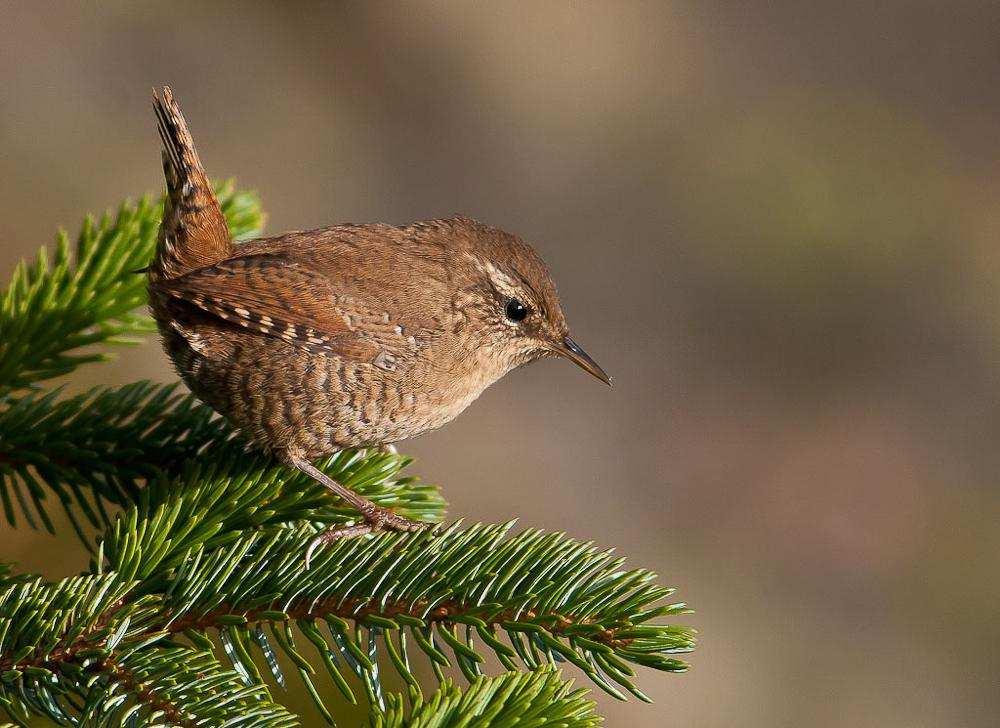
2 2 999 726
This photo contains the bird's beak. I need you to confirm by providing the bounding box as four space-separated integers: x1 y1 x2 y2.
556 336 613 387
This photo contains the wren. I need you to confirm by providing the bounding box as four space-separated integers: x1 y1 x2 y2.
147 87 611 564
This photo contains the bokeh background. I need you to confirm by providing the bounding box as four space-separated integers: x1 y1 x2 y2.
3 2 999 726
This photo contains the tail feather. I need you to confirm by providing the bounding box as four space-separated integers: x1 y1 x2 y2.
149 86 232 281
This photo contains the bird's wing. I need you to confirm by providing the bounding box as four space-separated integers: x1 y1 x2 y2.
152 253 418 368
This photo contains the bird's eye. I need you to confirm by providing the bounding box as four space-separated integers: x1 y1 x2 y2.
504 298 530 323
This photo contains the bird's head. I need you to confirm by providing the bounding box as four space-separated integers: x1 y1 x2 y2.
453 218 612 387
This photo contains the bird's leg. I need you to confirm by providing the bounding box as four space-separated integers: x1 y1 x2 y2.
287 455 425 568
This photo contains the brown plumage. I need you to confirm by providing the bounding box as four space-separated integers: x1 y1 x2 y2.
148 87 611 564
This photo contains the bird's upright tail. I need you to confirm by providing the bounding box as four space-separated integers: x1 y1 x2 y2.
149 86 232 281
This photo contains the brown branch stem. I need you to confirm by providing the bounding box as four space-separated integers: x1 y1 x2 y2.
0 594 630 678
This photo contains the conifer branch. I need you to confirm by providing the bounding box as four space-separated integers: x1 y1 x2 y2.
0 187 696 725
0 382 445 542
82 648 297 727
95 485 693 711
370 669 601 727
0 382 228 537
0 181 261 395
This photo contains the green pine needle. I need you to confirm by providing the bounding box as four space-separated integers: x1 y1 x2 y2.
0 186 695 726
0 180 262 395
0 382 229 537
82 647 298 727
371 668 602 727
0 381 446 542
100 482 694 710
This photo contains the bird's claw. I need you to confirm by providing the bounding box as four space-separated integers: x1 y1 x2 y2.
304 507 427 569
369 506 425 533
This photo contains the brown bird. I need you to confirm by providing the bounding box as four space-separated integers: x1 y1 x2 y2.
147 87 611 564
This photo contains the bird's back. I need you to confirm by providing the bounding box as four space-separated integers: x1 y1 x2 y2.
152 219 510 457
148 88 523 457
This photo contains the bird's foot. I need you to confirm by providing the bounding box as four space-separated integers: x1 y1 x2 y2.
304 506 427 568
364 504 425 533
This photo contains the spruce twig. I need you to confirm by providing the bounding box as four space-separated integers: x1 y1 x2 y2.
0 187 695 726
0 181 260 395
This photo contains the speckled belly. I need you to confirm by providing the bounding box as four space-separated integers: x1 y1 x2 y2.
162 324 479 460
